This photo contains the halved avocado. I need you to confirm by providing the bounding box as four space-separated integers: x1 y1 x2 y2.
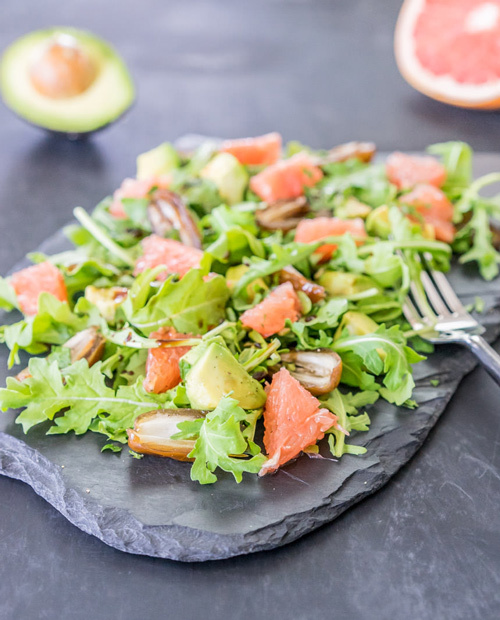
0 27 134 137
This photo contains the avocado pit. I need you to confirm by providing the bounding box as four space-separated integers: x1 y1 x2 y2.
29 35 98 99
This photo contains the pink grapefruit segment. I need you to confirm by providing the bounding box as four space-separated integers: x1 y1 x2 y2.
400 183 455 243
134 235 203 280
386 152 447 189
11 261 68 316
110 176 171 219
143 327 193 394
250 153 323 203
220 132 282 166
294 216 367 261
240 282 301 338
260 367 340 475
395 0 500 109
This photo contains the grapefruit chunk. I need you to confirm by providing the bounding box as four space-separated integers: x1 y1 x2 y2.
250 153 323 203
395 0 500 109
240 282 301 338
134 235 203 280
11 261 68 316
110 176 171 219
295 217 367 261
400 183 455 242
143 327 193 394
220 132 282 166
386 152 447 189
260 367 340 475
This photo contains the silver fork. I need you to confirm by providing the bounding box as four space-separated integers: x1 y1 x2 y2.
402 253 500 386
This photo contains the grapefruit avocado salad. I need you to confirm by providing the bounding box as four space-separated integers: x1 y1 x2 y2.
0 134 498 484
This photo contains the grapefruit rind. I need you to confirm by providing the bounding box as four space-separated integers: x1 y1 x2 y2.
395 0 500 109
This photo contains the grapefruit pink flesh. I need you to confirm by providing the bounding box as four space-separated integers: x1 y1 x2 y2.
294 216 367 261
134 235 203 280
240 282 301 338
400 183 455 242
250 153 323 203
143 327 192 394
395 0 500 108
11 261 68 316
386 152 447 189
110 176 171 219
220 132 282 166
260 367 340 475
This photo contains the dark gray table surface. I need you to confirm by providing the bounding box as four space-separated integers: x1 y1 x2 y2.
1 1 500 619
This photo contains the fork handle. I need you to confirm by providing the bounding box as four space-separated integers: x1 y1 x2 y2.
463 334 500 386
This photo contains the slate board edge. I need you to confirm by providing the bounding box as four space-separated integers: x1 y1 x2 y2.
0 374 463 562
0 225 497 561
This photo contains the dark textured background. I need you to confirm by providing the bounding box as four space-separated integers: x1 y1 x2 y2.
1 1 500 618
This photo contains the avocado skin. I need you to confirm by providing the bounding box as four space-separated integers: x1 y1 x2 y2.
185 342 266 410
0 27 135 137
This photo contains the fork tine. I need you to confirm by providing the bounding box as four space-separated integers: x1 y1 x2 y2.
419 270 450 316
422 253 469 315
428 269 469 315
409 278 436 321
402 297 425 329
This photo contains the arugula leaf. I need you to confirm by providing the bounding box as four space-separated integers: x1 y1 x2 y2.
94 379 172 442
457 206 500 280
0 293 97 367
340 389 379 415
73 207 136 268
315 161 395 208
205 204 258 235
332 325 424 405
232 243 317 298
0 276 18 311
327 234 365 274
182 396 266 484
281 298 348 350
29 249 122 298
125 269 230 335
205 227 264 264
321 389 367 457
0 357 171 441
427 141 472 193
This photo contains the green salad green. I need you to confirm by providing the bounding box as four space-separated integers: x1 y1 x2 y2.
0 135 498 484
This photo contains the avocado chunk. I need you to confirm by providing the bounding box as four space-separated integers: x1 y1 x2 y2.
334 311 379 339
136 143 180 180
366 205 391 238
226 265 267 301
336 197 372 220
200 153 248 205
0 28 134 136
318 271 378 297
185 341 266 410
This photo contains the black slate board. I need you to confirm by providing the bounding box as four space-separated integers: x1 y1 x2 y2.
1 208 500 563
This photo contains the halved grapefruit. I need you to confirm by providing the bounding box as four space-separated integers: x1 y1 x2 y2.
395 0 500 109
259 367 340 475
